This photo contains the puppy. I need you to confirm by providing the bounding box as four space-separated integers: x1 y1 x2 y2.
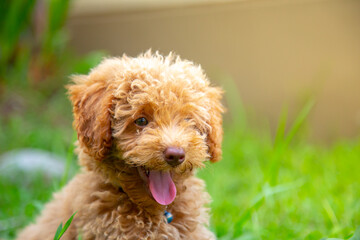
17 51 224 240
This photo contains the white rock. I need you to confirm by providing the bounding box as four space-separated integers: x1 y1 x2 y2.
0 148 65 177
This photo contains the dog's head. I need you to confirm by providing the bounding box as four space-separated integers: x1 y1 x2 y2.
68 52 224 206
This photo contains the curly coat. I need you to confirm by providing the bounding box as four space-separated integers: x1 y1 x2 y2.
17 51 224 240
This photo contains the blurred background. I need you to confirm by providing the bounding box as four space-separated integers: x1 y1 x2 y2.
68 0 360 141
0 0 359 239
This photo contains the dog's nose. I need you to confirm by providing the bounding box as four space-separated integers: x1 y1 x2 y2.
164 147 185 167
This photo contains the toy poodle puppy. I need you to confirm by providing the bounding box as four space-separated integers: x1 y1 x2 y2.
17 51 224 240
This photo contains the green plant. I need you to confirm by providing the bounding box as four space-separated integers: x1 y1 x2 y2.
53 212 76 240
197 76 360 239
0 0 71 86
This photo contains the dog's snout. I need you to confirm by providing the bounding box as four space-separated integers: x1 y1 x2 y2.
164 147 185 167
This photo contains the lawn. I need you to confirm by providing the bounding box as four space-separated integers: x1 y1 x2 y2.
0 81 359 239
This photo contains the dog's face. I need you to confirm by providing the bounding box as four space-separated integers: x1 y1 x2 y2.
68 52 223 206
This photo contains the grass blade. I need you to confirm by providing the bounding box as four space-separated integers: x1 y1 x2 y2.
57 212 77 239
284 99 315 148
53 212 76 240
274 106 288 148
220 72 246 131
60 132 77 187
322 199 339 228
53 223 62 240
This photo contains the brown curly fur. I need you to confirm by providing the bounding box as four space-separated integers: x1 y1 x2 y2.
16 51 224 240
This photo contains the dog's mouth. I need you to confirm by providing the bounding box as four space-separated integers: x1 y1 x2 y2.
137 166 176 205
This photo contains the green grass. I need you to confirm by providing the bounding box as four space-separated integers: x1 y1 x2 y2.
0 83 359 240
199 118 360 240
53 212 76 240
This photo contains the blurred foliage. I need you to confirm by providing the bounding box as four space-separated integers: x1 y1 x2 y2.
197 77 360 239
0 0 106 154
0 0 70 86
0 0 105 238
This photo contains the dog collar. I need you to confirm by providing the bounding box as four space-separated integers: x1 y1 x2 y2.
164 211 173 223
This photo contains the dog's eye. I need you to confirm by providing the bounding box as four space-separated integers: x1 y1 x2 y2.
134 117 148 127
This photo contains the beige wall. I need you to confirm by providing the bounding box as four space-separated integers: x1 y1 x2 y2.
67 0 360 141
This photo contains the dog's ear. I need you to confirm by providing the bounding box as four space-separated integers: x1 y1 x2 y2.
67 75 113 161
206 86 224 163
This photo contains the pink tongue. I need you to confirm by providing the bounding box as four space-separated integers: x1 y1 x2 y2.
148 171 176 205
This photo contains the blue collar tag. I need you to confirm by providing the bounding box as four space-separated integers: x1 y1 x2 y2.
164 211 173 223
